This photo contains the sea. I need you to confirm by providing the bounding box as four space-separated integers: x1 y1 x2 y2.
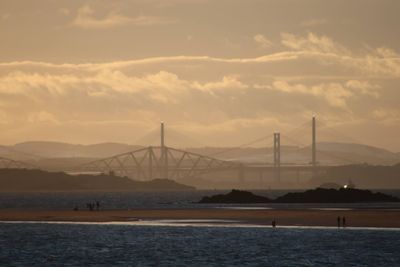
1 190 400 210
1 190 400 266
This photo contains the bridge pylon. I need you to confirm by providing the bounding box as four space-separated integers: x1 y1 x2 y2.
273 132 281 182
312 116 317 167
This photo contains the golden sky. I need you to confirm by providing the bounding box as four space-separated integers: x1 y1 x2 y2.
0 0 399 150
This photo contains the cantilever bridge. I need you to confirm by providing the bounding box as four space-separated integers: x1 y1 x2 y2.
78 146 243 180
0 156 34 169
77 122 243 180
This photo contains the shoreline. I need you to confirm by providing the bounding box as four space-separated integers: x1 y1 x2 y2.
1 208 400 228
0 220 400 232
3 220 400 231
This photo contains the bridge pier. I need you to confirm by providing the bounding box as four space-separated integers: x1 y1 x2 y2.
312 116 317 178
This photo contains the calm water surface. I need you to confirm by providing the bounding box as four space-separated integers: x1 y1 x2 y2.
1 190 400 210
0 222 399 266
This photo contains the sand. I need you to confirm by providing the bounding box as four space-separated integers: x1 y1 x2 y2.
0 208 399 228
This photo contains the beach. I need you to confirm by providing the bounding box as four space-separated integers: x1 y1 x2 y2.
1 208 400 228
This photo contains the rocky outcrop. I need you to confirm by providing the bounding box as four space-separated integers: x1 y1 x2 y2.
199 188 400 204
199 189 271 203
275 187 399 203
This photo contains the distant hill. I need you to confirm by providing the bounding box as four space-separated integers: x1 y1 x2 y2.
12 141 143 158
308 164 400 189
305 142 400 165
0 169 195 192
0 145 41 161
190 142 400 165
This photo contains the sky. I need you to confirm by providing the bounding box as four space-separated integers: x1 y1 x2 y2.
0 0 399 150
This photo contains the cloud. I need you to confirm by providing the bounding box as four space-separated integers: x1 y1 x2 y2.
1 32 397 79
71 5 176 29
300 18 328 27
345 80 380 97
1 30 398 80
372 109 400 125
254 34 273 49
131 15 177 26
271 81 352 108
0 63 395 147
72 5 132 29
192 76 248 93
0 31 399 146
281 32 350 55
269 80 379 108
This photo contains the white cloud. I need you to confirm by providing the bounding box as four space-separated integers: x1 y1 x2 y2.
345 80 380 97
72 5 132 29
0 31 398 147
272 81 352 108
0 34 400 79
192 76 248 93
254 34 273 48
0 62 395 147
270 80 379 108
1 32 397 79
281 32 350 55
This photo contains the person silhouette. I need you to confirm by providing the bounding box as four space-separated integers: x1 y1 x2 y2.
342 216 346 228
272 220 276 228
337 216 341 228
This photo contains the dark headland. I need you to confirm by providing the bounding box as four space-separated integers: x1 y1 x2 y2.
199 189 272 203
199 188 400 203
0 168 195 192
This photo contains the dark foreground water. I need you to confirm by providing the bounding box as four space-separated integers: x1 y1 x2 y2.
1 222 400 266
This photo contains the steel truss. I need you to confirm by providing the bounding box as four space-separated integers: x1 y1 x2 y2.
0 156 34 169
77 146 242 180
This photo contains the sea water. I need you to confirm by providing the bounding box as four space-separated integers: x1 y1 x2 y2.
0 222 399 266
1 190 400 210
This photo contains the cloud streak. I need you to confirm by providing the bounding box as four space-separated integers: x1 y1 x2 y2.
1 33 399 79
71 5 176 29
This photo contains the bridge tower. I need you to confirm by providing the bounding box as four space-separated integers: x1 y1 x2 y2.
161 122 168 178
312 116 316 167
273 132 281 181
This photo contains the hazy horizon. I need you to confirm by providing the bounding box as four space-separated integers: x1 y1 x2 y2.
1 0 400 151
